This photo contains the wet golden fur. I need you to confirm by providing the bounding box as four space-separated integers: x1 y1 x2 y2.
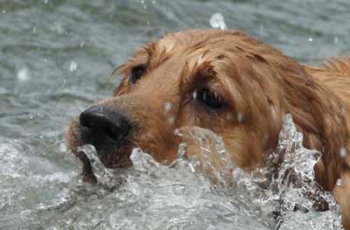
67 29 350 228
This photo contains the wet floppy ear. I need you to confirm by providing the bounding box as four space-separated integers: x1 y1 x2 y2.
333 167 350 229
271 59 348 191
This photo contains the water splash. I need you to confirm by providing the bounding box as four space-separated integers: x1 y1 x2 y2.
76 114 343 229
245 114 342 229
209 13 227 30
174 126 236 186
170 114 343 229
5 114 342 229
78 145 123 190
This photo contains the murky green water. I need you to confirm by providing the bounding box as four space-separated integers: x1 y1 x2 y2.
0 0 349 229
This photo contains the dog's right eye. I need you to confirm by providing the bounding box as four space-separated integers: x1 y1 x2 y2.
196 88 227 111
130 65 147 84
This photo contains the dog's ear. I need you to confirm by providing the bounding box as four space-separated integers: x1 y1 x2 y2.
279 59 349 190
234 42 348 190
333 166 350 229
272 58 347 191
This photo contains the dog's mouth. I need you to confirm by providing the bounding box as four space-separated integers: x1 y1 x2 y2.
96 148 134 168
75 144 134 183
78 123 135 168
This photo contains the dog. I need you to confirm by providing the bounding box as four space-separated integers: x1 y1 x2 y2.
66 29 350 228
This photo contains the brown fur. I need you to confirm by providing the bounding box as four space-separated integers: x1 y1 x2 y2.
67 29 350 228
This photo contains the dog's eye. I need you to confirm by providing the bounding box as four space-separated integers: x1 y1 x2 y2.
130 64 147 84
196 88 226 110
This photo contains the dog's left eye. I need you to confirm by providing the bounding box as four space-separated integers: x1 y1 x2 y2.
130 64 147 84
196 88 226 110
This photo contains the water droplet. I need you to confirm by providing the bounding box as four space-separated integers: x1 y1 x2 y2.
334 36 339 45
209 13 227 30
192 91 197 99
69 61 77 72
59 143 67 152
80 41 85 48
336 179 342 186
44 0 49 4
237 112 244 123
17 67 31 82
53 21 64 34
164 102 172 112
339 147 347 158
140 0 147 9
308 38 313 42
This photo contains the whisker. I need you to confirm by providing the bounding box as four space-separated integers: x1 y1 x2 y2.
128 139 142 149
72 101 85 113
22 133 45 143
52 118 72 127
38 140 66 155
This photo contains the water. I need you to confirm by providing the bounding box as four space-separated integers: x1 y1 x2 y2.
3 115 341 229
1 0 350 229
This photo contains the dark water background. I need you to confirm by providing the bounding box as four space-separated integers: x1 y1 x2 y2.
0 0 350 229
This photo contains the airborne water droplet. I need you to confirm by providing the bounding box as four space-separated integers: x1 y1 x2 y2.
69 61 77 72
17 67 30 82
339 147 347 158
164 102 172 112
209 13 227 30
336 179 342 186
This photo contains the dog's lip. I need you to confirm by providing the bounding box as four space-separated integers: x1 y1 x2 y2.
90 146 133 168
99 152 132 168
77 147 132 169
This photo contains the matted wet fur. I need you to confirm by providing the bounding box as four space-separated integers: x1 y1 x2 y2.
67 29 350 228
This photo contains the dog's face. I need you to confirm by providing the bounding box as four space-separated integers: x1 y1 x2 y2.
67 29 293 173
66 29 350 228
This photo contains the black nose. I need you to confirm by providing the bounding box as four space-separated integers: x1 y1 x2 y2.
79 105 132 145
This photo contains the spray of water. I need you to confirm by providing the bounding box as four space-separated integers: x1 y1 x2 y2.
79 114 343 230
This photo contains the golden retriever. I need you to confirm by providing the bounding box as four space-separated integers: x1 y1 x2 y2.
67 29 350 228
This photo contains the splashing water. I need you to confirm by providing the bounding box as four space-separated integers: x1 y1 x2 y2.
76 114 343 230
174 126 236 187
0 115 344 229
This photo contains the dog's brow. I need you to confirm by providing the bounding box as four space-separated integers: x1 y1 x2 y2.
145 42 156 58
112 64 126 76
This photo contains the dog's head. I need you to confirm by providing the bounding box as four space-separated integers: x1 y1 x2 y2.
67 29 347 189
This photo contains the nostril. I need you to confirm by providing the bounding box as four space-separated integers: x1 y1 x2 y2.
79 106 131 143
80 110 106 129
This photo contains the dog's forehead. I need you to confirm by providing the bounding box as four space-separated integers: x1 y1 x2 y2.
158 29 229 49
148 29 237 68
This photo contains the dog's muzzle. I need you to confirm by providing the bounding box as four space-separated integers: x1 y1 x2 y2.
79 105 132 155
